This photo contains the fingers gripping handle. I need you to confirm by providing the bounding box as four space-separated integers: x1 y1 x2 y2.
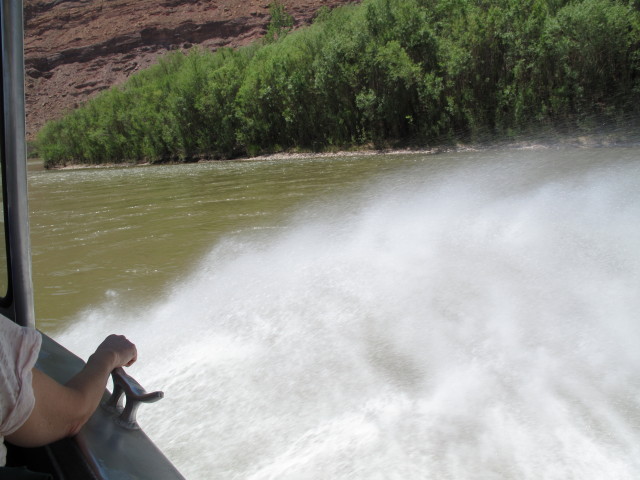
102 367 164 430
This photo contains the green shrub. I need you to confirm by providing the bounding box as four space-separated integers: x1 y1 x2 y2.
37 0 640 166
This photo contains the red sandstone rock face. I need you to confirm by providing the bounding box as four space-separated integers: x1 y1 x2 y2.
24 0 357 139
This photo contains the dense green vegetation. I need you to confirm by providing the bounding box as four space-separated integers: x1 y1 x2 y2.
37 0 640 167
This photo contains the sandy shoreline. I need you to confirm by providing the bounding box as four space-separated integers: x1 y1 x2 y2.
44 146 443 170
40 132 638 170
42 143 527 170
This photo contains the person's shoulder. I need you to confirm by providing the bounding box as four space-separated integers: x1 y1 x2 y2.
0 316 22 345
0 317 41 361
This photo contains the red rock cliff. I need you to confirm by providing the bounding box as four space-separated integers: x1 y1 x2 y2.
24 0 357 140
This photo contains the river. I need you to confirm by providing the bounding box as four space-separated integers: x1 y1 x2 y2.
28 146 640 479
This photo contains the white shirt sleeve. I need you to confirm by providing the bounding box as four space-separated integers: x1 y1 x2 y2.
0 316 42 465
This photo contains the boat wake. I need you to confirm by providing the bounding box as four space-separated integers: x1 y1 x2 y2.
59 148 640 479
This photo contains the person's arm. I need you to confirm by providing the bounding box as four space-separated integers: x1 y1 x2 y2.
6 334 137 448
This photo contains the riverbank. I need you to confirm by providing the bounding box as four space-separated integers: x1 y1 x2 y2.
36 0 640 169
41 146 479 170
41 130 639 171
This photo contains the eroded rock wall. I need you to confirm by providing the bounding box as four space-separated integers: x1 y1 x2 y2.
24 0 356 139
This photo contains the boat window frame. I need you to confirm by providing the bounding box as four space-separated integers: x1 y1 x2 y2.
0 1 13 309
0 0 36 327
0 127 11 306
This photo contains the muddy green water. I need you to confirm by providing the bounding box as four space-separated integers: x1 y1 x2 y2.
27 147 640 479
28 153 419 332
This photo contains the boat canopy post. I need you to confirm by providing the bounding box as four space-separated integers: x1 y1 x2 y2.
0 0 36 327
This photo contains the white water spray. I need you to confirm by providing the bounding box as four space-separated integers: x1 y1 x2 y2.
59 148 640 479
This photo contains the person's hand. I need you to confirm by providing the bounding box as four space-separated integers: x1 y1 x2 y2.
94 334 137 370
10 334 139 446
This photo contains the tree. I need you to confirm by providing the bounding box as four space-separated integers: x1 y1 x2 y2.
266 1 294 43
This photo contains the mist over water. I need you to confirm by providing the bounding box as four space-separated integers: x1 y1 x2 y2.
58 148 640 479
